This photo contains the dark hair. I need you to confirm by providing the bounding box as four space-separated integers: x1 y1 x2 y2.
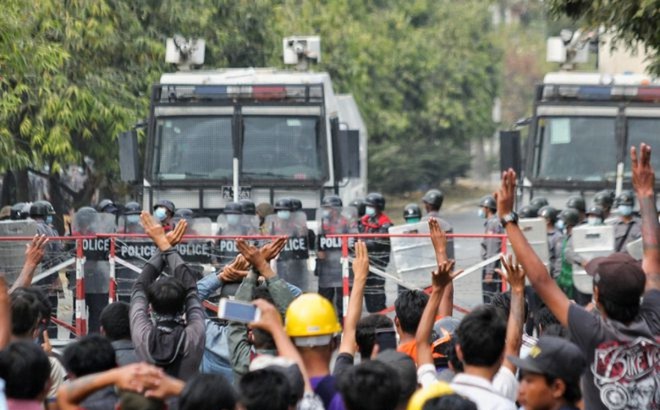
394 290 429 335
0 341 51 399
422 394 477 410
22 287 52 326
118 391 165 410
239 368 291 410
100 301 132 341
544 375 582 404
180 373 237 410
63 334 117 377
599 296 640 324
534 305 560 335
489 291 528 323
356 314 394 358
338 360 401 410
443 338 463 373
10 289 41 337
456 304 506 367
147 277 186 316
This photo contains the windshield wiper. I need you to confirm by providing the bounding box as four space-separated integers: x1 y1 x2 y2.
241 171 287 178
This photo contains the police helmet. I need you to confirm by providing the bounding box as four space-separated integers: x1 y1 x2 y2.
615 190 635 207
518 205 538 218
29 202 50 219
239 199 256 215
365 192 386 211
422 189 444 209
558 208 580 227
529 197 549 209
479 195 496 211
75 206 98 231
538 205 559 224
123 201 141 215
403 203 422 220
174 208 194 220
586 205 605 219
154 199 175 214
96 199 118 214
274 198 294 211
10 202 27 220
565 196 586 213
593 190 615 209
33 200 55 215
224 202 242 215
290 198 303 212
350 199 366 218
321 195 343 208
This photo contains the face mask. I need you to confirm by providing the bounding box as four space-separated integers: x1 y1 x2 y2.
477 208 486 219
555 219 566 230
322 209 332 219
618 205 633 216
277 210 291 220
365 206 376 217
406 217 420 224
127 214 139 224
46 215 53 225
154 207 167 222
227 214 241 225
587 217 602 226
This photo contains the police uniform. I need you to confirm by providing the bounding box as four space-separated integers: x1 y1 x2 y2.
270 219 310 291
480 214 503 303
613 216 642 253
360 212 392 313
422 212 455 260
547 229 563 279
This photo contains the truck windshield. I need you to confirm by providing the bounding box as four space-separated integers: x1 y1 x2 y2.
241 116 323 180
155 117 233 180
536 116 616 181
626 118 660 171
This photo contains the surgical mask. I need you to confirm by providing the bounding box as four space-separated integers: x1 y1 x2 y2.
154 207 167 222
227 214 241 225
277 210 291 220
322 209 332 219
587 217 602 226
365 206 376 217
477 208 486 219
406 217 420 224
555 219 566 230
127 214 139 224
46 215 53 225
618 205 633 216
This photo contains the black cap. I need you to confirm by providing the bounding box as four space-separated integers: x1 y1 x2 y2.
585 253 646 306
508 336 587 384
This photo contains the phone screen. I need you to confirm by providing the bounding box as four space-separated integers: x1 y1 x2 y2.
218 300 258 323
374 329 397 352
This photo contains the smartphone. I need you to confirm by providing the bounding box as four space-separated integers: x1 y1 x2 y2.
374 328 398 352
217 299 261 323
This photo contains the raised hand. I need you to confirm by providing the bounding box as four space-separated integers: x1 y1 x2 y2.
429 218 448 263
236 239 268 271
431 259 462 290
631 143 654 197
352 240 369 285
260 237 287 261
499 254 525 293
25 234 48 267
220 262 250 283
166 220 187 246
495 169 517 219
249 298 282 334
140 211 170 251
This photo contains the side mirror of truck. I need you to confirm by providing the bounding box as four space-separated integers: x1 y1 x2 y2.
118 130 140 183
499 130 521 175
331 117 360 181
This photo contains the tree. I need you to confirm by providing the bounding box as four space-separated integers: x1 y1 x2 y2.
547 0 660 74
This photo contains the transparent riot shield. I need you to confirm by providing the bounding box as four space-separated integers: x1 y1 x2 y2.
389 222 436 290
315 207 358 288
571 224 615 294
507 217 549 272
174 218 213 279
0 220 38 284
115 215 150 302
214 214 259 268
626 238 643 260
266 213 311 291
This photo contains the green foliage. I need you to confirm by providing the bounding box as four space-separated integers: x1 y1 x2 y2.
547 0 660 73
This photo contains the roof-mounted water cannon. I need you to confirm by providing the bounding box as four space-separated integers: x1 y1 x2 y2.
547 29 595 71
165 36 205 71
283 36 321 71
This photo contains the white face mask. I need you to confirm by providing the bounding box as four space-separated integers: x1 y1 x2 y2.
477 208 486 219
618 205 633 216
277 210 291 220
555 219 566 230
227 214 241 225
154 207 167 222
587 216 602 226
365 206 376 217
322 209 332 219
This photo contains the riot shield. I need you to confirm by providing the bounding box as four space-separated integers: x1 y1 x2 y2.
389 221 436 290
175 217 213 267
315 207 358 289
266 213 310 291
0 220 38 284
214 214 259 268
507 217 549 266
571 224 615 294
115 216 149 301
626 238 643 260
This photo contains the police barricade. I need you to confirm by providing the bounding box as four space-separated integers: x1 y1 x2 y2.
389 222 436 290
315 207 358 316
571 224 615 294
0 220 38 284
265 213 311 291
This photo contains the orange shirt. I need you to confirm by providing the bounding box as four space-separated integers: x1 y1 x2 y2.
397 339 418 363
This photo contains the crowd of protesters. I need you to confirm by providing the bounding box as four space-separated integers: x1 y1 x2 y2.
0 143 657 410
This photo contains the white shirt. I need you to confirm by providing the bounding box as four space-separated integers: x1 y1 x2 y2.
451 373 517 410
492 366 519 402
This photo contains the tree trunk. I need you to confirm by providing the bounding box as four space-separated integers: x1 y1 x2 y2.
14 169 30 202
48 172 68 235
1 171 16 206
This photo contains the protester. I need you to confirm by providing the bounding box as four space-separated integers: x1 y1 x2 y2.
0 341 52 410
100 302 139 366
338 360 401 410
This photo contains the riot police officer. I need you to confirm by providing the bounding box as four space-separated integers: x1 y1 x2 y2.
238 199 259 234
556 208 586 301
153 199 176 231
529 196 549 210
421 189 455 259
350 198 366 231
96 199 119 215
270 198 310 291
116 202 142 303
10 202 29 220
518 204 539 219
538 205 562 279
360 192 392 313
585 206 605 226
403 203 422 223
478 195 503 304
613 190 642 253
565 195 586 224
316 195 355 317
119 202 142 234
593 189 615 221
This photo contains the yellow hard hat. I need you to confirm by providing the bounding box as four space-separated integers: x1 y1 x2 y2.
285 293 342 339
406 381 454 410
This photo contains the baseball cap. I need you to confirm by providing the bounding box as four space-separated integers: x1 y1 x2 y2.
375 350 418 403
508 336 587 383
584 252 646 305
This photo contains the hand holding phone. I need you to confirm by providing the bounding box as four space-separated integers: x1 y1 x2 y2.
218 299 261 323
